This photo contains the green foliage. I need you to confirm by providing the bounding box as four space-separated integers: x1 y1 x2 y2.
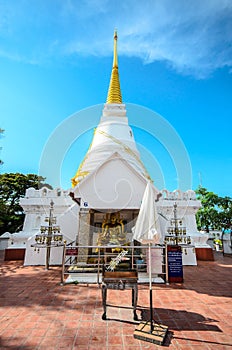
0 173 52 235
0 128 4 165
196 186 232 232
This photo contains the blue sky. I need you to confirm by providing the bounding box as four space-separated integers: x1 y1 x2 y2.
0 0 232 197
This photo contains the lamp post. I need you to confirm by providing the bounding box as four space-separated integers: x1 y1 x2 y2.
45 200 55 270
165 203 190 245
33 200 63 270
173 202 179 245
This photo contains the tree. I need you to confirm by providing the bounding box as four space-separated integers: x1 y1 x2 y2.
0 128 4 165
195 186 232 232
217 196 232 229
0 173 52 235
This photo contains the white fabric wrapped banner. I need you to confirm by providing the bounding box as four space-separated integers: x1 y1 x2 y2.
132 181 160 244
132 181 161 333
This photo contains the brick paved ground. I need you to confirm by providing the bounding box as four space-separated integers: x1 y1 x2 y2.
0 252 231 349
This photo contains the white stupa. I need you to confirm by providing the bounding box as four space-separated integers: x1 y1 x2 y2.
71 30 150 188
1 31 211 266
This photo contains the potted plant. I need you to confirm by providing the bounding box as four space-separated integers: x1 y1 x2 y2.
214 239 222 251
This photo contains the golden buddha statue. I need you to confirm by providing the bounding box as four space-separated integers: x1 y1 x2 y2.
97 213 127 247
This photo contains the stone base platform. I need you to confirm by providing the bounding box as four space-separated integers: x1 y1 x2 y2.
4 248 25 261
196 247 214 261
134 321 168 345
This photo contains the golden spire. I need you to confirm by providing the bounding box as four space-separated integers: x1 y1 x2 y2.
106 30 122 104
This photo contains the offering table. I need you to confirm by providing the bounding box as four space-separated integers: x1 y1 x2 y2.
101 270 138 320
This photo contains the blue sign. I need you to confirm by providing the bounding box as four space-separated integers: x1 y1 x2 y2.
167 245 183 283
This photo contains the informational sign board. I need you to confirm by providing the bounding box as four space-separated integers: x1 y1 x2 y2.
146 248 163 274
66 248 78 256
167 245 183 283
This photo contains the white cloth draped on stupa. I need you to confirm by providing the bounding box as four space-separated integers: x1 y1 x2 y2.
72 103 151 186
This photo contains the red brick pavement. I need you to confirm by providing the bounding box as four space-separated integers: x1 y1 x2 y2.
0 252 231 349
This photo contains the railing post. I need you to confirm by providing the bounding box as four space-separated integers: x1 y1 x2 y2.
165 243 169 285
60 240 66 285
132 246 134 269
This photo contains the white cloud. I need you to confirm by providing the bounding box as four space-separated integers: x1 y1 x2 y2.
0 0 231 77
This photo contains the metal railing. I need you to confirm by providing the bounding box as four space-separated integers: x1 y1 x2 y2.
60 243 168 285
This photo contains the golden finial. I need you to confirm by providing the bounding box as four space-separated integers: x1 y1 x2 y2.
113 29 118 68
106 30 122 104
